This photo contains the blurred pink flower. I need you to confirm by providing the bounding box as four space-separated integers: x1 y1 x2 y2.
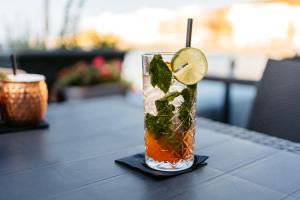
92 56 105 70
99 64 111 77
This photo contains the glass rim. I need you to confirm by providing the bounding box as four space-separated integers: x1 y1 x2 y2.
142 52 174 57
2 74 46 83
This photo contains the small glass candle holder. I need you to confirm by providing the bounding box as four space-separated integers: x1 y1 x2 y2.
0 74 48 125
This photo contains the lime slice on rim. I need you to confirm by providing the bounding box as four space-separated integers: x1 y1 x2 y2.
171 47 208 85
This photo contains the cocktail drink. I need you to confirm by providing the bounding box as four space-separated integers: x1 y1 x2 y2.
0 74 48 125
143 48 208 171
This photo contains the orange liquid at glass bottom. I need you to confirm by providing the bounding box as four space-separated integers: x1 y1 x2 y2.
144 129 194 164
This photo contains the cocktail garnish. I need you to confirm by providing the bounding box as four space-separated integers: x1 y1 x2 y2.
149 54 172 93
171 47 208 85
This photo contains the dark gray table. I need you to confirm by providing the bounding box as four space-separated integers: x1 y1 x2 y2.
1 96 300 200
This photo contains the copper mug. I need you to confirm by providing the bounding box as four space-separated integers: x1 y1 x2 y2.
0 74 48 125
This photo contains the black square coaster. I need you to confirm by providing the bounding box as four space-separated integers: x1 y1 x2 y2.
0 120 49 134
115 153 208 178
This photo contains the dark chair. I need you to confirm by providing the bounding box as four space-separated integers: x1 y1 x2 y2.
248 59 300 142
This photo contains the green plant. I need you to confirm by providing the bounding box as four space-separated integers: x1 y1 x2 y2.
54 56 123 90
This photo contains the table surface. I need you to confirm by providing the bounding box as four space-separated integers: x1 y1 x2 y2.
1 96 300 200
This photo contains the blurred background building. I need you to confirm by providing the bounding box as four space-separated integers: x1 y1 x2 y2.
1 0 300 54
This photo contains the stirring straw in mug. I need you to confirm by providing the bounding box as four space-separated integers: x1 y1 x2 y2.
186 18 193 48
10 54 17 75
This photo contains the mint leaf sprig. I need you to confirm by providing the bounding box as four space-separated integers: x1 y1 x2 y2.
145 88 196 154
145 91 181 139
178 84 197 131
149 54 172 93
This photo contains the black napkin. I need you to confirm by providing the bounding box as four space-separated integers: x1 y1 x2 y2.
115 153 208 178
0 120 49 134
